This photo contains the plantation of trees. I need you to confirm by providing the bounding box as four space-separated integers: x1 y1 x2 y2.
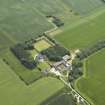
41 45 70 62
11 43 37 69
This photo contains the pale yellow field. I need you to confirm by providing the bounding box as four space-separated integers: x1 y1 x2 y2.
34 40 51 52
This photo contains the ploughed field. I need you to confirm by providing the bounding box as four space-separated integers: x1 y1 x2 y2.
76 49 105 105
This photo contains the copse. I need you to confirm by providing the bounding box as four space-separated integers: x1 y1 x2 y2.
41 45 70 62
68 58 83 82
11 43 37 69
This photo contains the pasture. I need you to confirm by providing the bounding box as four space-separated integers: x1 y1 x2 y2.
55 9 105 50
0 59 64 105
75 49 105 105
0 0 105 105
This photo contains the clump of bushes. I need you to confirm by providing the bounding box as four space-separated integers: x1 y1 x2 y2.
41 45 70 62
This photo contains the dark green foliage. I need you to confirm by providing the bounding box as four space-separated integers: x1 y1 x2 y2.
41 45 70 61
52 17 64 27
101 0 105 3
77 40 105 60
69 59 83 82
11 43 36 69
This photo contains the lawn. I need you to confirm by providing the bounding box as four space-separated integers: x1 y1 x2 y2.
75 49 105 105
0 59 64 105
55 9 105 50
37 62 50 71
35 39 51 52
30 49 38 59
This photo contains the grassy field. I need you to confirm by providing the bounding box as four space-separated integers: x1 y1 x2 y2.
0 0 54 43
55 9 105 50
75 49 105 105
0 59 64 105
1 49 42 84
47 94 75 105
62 0 104 15
37 62 50 71
0 0 80 45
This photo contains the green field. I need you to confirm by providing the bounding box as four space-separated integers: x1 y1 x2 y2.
0 0 54 43
0 0 77 52
75 49 105 105
0 59 64 105
1 0 103 50
0 0 80 45
47 94 75 105
1 49 42 84
62 0 104 15
55 9 105 50
1 1 105 105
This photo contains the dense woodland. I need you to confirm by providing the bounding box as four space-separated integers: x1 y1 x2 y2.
41 45 70 62
11 43 37 69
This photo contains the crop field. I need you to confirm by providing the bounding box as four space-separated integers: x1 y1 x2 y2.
55 9 105 50
0 59 64 105
33 0 71 16
46 94 75 105
0 0 104 48
1 49 42 85
0 0 54 43
62 0 104 15
0 0 80 45
0 31 15 50
1 0 105 105
75 49 105 105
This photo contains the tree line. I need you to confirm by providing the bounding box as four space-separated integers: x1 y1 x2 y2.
11 43 37 69
76 40 105 60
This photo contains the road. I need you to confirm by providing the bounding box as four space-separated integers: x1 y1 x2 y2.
49 50 91 105
60 77 90 105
